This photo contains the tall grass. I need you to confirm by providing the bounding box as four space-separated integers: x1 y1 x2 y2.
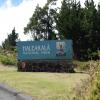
89 72 100 100
73 60 100 100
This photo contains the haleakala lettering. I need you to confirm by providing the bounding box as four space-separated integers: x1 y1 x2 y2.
23 44 50 54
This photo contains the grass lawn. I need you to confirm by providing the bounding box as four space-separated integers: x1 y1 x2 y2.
0 64 89 100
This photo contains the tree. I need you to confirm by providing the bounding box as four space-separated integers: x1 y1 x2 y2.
80 0 98 59
55 0 99 60
24 0 57 40
55 0 82 58
2 28 18 51
96 3 100 49
24 0 100 60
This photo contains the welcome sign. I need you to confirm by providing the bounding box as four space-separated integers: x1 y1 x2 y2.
17 40 73 61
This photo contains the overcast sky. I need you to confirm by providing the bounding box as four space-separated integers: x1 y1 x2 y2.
0 0 99 45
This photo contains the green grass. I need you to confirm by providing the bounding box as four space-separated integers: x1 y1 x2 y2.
0 64 89 100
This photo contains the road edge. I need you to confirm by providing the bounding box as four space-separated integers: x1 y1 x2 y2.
0 83 34 100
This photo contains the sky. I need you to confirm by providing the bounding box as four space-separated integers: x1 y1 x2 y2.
0 0 99 45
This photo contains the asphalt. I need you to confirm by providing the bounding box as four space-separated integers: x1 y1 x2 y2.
0 89 16 100
0 83 34 100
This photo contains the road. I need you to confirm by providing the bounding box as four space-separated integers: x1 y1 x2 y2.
0 89 16 100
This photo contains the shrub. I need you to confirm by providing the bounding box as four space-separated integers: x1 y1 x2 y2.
89 72 100 100
73 60 90 71
0 54 16 66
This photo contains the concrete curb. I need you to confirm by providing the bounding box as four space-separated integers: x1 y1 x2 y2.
0 83 34 100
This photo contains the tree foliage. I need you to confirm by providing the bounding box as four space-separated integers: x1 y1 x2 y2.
2 28 18 51
24 0 57 40
24 0 100 60
56 0 100 60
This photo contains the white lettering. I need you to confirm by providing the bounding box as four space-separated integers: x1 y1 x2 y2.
32 46 35 51
47 44 50 51
23 46 30 52
23 44 51 54
37 45 41 51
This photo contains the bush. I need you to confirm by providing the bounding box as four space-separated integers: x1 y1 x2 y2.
0 54 16 66
73 60 100 100
89 72 100 100
73 60 90 71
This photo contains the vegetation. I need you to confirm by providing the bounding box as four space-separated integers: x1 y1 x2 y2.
0 64 89 100
0 0 100 99
1 0 100 61
72 60 100 100
89 72 100 100
0 51 99 100
24 0 100 60
0 27 18 65
73 60 90 71
2 27 18 51
24 0 57 40
0 50 17 65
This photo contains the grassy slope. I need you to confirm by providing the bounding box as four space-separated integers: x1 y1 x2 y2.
0 64 89 100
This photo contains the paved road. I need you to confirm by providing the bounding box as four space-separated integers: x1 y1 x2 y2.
0 89 16 100
0 85 33 100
